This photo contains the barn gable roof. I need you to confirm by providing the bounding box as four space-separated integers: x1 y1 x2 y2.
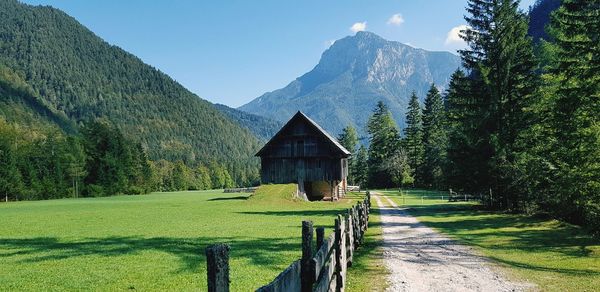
255 111 351 157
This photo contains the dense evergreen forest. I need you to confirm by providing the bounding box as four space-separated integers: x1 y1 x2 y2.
341 0 599 233
0 0 263 195
0 64 239 199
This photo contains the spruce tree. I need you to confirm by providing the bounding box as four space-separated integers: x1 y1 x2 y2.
338 125 359 184
367 101 401 187
338 126 358 153
402 92 424 185
541 0 600 227
421 84 447 189
353 145 369 188
445 69 481 192
460 0 538 207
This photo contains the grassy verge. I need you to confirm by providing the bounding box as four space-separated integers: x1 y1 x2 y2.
0 184 369 291
381 189 600 291
346 198 388 291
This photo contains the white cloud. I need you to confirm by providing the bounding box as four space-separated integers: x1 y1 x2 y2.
445 25 469 46
324 39 336 47
350 22 367 33
387 13 404 26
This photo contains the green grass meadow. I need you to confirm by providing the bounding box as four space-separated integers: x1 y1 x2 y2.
0 185 376 291
381 189 600 291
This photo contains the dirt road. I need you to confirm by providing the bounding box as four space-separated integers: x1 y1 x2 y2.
372 193 530 292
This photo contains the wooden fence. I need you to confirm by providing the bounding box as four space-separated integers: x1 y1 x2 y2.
257 191 371 292
448 189 480 202
205 191 372 292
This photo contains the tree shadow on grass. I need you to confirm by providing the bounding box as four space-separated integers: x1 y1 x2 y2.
404 204 600 277
208 195 250 201
488 255 599 276
0 235 300 274
237 209 347 217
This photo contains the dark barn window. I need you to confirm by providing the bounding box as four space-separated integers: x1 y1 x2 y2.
297 140 304 156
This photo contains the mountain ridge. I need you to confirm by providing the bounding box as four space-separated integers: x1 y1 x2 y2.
239 31 461 137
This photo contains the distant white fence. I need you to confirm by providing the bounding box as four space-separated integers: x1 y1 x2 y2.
346 185 360 192
223 187 258 193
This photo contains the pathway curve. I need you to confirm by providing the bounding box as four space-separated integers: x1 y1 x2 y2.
372 193 530 292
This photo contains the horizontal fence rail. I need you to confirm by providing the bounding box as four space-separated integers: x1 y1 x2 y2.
392 189 482 203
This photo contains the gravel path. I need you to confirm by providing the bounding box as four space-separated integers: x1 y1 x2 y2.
372 193 530 292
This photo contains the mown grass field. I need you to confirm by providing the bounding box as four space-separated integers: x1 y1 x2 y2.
0 185 377 291
381 189 600 291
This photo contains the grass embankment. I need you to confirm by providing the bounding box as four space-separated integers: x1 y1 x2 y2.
381 189 600 291
0 185 373 291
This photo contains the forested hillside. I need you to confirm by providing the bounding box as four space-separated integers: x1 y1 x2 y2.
0 64 76 133
0 0 261 187
214 104 282 141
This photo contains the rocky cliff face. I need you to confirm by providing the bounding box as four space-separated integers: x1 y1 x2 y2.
240 31 461 137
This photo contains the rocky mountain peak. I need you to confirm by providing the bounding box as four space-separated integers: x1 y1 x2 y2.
240 31 461 137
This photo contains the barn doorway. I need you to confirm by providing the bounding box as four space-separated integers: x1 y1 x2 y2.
303 181 327 201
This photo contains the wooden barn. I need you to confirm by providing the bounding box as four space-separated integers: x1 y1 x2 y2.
256 111 351 201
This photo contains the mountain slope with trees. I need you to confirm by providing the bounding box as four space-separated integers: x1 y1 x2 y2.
214 103 282 141
0 63 77 133
0 0 261 186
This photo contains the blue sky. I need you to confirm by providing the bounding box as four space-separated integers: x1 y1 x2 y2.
21 0 536 107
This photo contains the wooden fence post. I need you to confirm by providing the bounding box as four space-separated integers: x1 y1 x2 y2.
356 203 362 244
334 214 346 292
205 243 230 292
362 202 366 236
316 227 325 250
353 205 360 248
365 200 368 227
346 208 354 266
301 220 315 292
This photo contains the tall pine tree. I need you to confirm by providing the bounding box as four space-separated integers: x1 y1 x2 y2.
460 0 538 208
421 84 448 189
338 125 359 184
539 0 600 227
445 69 482 192
402 92 424 185
367 101 401 188
353 145 369 188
